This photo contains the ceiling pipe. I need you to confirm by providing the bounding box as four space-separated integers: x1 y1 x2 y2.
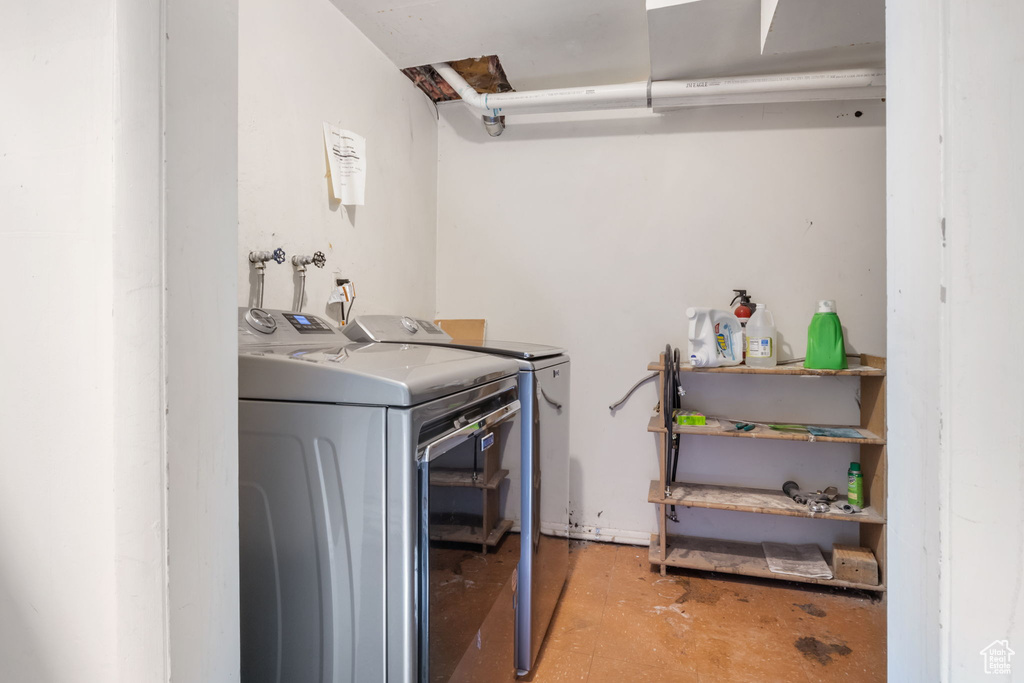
432 62 648 117
431 62 885 132
650 70 885 107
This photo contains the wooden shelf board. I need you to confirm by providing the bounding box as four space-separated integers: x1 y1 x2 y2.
647 361 885 377
647 415 885 445
648 534 884 592
430 518 513 546
648 480 884 524
429 468 508 490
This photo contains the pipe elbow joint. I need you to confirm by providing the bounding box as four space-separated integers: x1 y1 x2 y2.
481 114 504 137
431 62 489 112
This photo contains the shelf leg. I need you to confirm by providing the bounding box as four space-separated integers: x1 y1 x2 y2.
656 351 669 576
659 503 667 576
658 352 667 491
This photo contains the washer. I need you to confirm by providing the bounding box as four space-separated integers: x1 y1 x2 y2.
343 315 570 675
237 308 523 683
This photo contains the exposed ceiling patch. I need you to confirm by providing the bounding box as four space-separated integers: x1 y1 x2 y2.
401 55 514 103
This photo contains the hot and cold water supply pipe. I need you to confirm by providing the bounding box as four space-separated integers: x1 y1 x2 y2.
249 248 286 308
291 251 327 311
430 62 886 137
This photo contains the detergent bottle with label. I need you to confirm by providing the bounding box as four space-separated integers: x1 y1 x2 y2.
687 307 743 367
805 299 848 370
745 304 777 368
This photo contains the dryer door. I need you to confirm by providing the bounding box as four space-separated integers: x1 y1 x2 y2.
418 395 522 683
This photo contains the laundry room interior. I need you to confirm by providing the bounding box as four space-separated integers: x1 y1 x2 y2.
6 0 1023 681
236 0 889 679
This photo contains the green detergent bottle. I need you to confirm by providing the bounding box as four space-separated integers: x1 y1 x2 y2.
805 300 848 369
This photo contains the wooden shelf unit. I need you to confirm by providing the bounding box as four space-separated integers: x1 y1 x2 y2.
646 416 884 445
647 361 885 377
648 353 887 591
647 481 885 525
648 533 884 592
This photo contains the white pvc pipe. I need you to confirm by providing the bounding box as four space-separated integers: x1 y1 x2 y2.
432 62 885 117
432 62 647 115
479 81 650 115
432 63 493 112
651 69 885 108
653 87 884 108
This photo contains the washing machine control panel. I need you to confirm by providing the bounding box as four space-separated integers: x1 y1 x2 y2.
282 312 334 334
240 308 341 344
342 315 450 343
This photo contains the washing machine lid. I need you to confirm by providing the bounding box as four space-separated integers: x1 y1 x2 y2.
344 315 566 360
238 308 518 406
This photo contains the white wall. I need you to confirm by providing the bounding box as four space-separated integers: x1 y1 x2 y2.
1 0 240 680
885 0 942 678
164 0 240 679
436 103 886 548
0 2 117 679
113 0 168 677
238 0 438 321
889 0 1024 679
943 0 1024 670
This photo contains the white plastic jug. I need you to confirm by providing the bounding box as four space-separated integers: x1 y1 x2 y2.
687 307 743 367
745 304 777 368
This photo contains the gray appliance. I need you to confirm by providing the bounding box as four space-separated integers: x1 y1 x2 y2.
343 315 570 675
237 307 523 683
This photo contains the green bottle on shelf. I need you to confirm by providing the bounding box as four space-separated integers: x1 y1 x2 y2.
848 462 864 507
805 299 848 369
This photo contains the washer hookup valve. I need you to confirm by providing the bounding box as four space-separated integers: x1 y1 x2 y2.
291 251 327 269
248 248 286 266
249 248 286 308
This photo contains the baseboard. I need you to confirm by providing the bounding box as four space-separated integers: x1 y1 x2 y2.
541 522 650 546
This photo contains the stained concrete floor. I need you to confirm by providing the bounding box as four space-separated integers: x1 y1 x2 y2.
523 540 886 682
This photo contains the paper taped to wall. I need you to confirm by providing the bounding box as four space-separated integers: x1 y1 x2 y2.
323 123 366 205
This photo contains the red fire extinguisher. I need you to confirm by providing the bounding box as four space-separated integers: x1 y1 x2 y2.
731 290 755 359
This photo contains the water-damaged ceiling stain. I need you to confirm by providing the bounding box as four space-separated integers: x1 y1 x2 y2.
402 55 514 103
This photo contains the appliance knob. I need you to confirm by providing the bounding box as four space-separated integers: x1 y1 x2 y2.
245 308 277 334
400 316 419 334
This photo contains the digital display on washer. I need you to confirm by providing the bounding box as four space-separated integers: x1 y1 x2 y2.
283 313 334 334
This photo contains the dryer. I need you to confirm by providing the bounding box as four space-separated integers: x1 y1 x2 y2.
237 308 522 682
343 315 570 675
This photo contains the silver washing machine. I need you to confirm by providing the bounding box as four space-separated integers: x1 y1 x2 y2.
343 316 570 676
237 308 523 682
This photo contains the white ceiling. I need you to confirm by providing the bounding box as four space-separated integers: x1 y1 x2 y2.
763 0 883 56
329 0 883 91
328 0 652 91
648 0 883 81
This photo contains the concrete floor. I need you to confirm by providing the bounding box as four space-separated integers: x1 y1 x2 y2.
523 540 886 682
